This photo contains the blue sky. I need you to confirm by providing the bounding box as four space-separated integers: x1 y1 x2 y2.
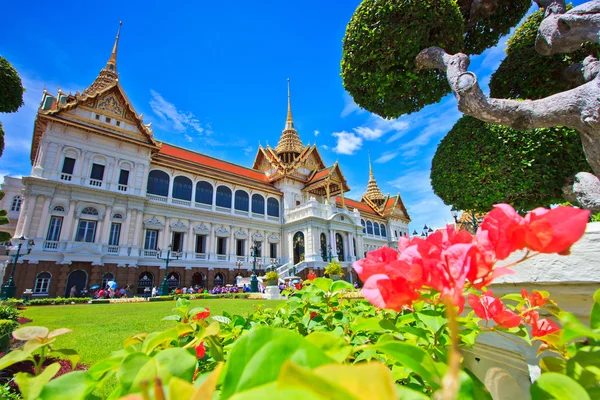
1 0 564 234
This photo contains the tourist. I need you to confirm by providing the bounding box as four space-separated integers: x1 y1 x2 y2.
151 286 157 297
182 286 187 294
120 287 126 297
69 285 77 298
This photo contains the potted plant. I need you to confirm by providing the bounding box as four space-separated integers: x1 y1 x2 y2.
265 271 279 286
324 261 344 281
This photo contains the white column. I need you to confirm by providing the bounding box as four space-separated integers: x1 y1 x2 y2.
187 220 194 258
330 230 338 261
191 182 197 206
208 223 215 260
100 206 113 244
229 225 235 261
36 196 52 239
22 195 38 238
60 201 77 242
163 218 171 249
132 210 144 247
167 174 174 203
122 209 132 246
211 185 217 211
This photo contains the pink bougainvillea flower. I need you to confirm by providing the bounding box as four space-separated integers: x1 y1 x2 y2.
195 342 206 359
480 204 527 260
521 289 547 307
353 246 401 282
523 206 590 255
531 318 561 337
467 291 521 328
192 308 210 320
466 230 514 289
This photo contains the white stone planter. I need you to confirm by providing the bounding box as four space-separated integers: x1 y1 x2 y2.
263 285 282 300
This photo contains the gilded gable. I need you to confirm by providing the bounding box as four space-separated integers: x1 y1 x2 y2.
97 93 125 117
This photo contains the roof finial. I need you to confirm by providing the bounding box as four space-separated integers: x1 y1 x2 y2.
286 78 294 129
368 150 374 178
106 21 122 72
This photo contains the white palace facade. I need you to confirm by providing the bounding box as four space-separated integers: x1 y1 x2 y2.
0 28 410 297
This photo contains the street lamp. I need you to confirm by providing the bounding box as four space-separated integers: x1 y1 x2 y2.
250 240 261 292
327 244 333 262
157 245 179 296
420 225 434 238
451 209 481 233
1 236 34 299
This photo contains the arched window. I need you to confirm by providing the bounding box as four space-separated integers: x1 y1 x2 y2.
172 176 192 200
267 198 279 217
361 219 366 233
374 222 380 236
366 221 373 235
101 273 114 289
214 273 225 287
81 207 99 216
336 233 345 262
34 272 51 294
137 272 154 295
113 214 123 220
234 190 249 211
216 186 232 208
10 196 22 212
252 194 265 214
320 233 327 262
53 206 65 212
147 170 170 197
167 272 180 291
380 224 387 237
195 181 213 205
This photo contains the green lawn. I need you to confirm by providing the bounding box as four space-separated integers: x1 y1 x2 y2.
21 299 282 365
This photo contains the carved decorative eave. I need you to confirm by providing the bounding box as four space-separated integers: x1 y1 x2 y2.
382 193 411 222
194 223 210 234
303 162 351 196
170 220 188 232
360 196 385 217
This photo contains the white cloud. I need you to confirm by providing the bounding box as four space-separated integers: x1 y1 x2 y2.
314 130 320 136
375 151 399 164
332 131 363 155
321 145 329 150
184 134 193 143
243 146 254 156
353 126 384 140
341 92 365 118
149 90 205 135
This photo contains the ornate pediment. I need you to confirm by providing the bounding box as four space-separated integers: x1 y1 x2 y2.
252 232 264 240
97 93 125 117
144 216 163 229
268 234 280 243
215 226 229 238
194 223 209 234
234 229 248 239
170 220 188 232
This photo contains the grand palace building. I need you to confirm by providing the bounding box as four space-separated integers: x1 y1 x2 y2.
0 28 411 298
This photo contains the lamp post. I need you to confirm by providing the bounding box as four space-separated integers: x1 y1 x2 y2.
420 224 434 238
451 210 481 234
157 245 179 296
327 244 333 262
1 236 34 300
250 240 261 292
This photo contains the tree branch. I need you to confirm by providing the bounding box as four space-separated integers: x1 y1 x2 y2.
416 46 600 176
536 1 600 55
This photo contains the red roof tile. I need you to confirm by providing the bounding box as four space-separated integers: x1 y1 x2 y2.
335 196 378 214
158 143 270 182
307 167 331 184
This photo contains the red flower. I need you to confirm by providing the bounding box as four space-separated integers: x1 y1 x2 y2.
195 342 206 359
467 291 521 328
523 206 590 255
192 308 210 320
309 311 318 320
531 318 560 337
521 289 547 307
480 204 527 260
307 272 317 281
467 230 514 289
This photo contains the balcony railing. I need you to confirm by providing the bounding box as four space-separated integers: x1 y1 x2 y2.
117 184 128 192
194 202 211 210
89 178 103 187
148 194 167 203
195 253 207 260
216 254 227 261
143 249 159 257
107 245 119 254
43 241 59 251
60 173 73 182
172 198 191 206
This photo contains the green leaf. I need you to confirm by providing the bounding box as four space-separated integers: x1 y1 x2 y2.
15 362 60 400
0 348 33 370
154 347 196 383
395 386 430 400
591 289 600 330
47 328 72 339
311 278 332 293
463 368 493 400
212 315 232 324
416 310 447 333
141 328 179 354
161 315 181 321
565 346 600 388
87 355 124 381
12 326 49 341
39 371 96 400
330 280 354 294
305 332 353 363
116 352 152 391
560 312 600 343
373 341 445 389
220 327 333 399
531 372 590 400
540 356 566 373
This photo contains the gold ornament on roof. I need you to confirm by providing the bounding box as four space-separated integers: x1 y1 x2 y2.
275 78 304 156
364 151 385 204
83 21 122 96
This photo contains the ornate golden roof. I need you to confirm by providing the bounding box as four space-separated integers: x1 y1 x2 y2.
364 152 385 203
83 21 122 96
275 79 304 155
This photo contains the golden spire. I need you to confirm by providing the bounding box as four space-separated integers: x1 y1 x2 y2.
364 151 385 204
83 21 122 95
276 78 303 157
106 21 122 72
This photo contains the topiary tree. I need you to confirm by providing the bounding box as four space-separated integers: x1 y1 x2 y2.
0 57 25 242
342 0 600 210
431 116 591 212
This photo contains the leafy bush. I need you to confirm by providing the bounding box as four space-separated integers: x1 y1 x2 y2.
0 383 20 400
264 271 279 283
431 116 591 212
90 299 110 304
0 319 19 352
0 57 24 114
0 306 19 321
324 260 344 277
341 0 464 118
26 297 92 306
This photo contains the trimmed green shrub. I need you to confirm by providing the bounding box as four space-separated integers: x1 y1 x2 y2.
431 116 592 212
26 297 92 306
0 305 19 321
0 319 18 351
0 57 24 114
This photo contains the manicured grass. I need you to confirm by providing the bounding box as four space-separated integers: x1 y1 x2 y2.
21 299 282 365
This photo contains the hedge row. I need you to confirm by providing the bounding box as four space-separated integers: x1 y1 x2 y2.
149 293 251 302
